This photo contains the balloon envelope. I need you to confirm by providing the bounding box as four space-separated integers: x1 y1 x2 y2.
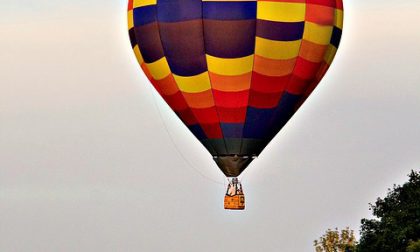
128 0 343 177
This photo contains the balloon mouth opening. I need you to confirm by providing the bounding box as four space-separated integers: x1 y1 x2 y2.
213 155 256 177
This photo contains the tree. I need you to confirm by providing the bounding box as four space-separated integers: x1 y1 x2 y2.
358 170 420 252
407 240 420 252
314 227 357 252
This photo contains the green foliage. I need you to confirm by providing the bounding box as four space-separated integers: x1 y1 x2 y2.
358 170 420 252
314 227 357 252
407 240 420 252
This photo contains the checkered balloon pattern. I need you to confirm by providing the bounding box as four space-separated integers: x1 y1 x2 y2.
128 0 343 172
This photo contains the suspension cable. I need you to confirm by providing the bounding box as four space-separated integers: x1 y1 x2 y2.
148 86 225 186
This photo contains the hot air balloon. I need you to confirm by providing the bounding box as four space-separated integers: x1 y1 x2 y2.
127 0 343 210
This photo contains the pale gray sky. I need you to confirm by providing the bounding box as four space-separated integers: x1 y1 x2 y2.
1 1 419 251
